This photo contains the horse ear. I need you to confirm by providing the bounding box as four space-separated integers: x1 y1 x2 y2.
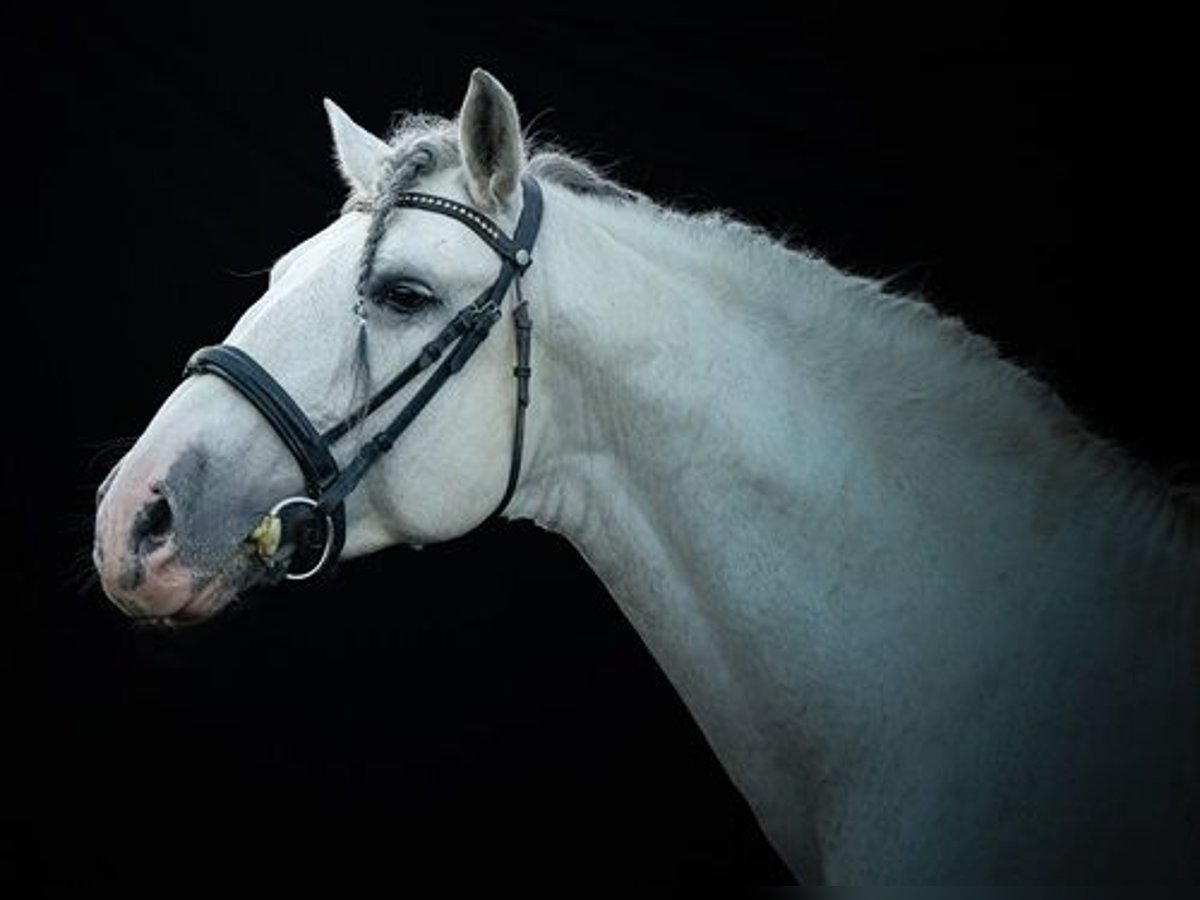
458 69 526 209
323 98 390 194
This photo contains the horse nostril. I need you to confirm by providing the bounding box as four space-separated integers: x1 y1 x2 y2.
131 492 174 556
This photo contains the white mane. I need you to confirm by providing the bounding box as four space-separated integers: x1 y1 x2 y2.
512 159 1196 555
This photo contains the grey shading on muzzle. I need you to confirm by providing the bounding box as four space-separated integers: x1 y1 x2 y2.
165 444 265 574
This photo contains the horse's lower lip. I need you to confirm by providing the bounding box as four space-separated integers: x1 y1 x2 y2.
172 595 207 620
166 578 227 622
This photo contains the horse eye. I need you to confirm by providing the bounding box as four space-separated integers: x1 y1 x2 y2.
375 279 437 314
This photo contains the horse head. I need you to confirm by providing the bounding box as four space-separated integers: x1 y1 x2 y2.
94 69 537 623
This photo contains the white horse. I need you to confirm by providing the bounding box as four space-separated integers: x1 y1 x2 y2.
93 69 1198 883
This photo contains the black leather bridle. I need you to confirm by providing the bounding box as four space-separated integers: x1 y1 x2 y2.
182 177 544 580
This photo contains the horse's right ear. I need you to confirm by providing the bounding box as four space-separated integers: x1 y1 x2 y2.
324 98 390 194
459 69 525 209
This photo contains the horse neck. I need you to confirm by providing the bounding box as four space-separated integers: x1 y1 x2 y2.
513 188 828 526
509 183 1199 876
508 183 1200 883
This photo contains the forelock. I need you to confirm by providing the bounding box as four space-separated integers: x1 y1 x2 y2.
386 113 460 178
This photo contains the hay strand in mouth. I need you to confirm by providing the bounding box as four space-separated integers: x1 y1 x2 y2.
247 513 282 559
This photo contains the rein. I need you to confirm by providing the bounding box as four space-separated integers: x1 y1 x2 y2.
183 177 544 580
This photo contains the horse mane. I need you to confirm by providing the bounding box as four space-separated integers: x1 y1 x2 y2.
827 277 1200 553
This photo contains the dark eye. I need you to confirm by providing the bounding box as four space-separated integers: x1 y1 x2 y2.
375 278 437 315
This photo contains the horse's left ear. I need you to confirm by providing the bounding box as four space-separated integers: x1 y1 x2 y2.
459 68 526 209
324 98 390 195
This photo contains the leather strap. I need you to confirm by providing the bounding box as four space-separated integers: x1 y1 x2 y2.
390 190 536 269
184 345 340 496
182 344 348 573
182 178 543 579
316 179 543 515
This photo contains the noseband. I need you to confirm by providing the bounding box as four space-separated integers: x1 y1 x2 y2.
183 177 544 580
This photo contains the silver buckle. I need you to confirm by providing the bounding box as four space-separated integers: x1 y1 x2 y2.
269 496 336 581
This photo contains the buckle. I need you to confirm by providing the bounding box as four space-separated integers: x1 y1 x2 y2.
267 496 336 581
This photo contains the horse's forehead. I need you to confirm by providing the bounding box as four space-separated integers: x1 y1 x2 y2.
271 166 505 291
370 171 506 274
373 210 496 279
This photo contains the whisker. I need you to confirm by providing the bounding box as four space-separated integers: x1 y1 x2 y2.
85 435 139 454
67 545 100 595
66 500 103 594
223 265 274 279
82 435 138 478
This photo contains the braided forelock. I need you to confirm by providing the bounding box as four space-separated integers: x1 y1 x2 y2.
345 143 441 443
353 147 439 297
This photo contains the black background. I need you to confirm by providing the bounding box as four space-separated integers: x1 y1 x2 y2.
9 9 1189 889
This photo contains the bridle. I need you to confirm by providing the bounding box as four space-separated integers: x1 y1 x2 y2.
182 177 544 580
